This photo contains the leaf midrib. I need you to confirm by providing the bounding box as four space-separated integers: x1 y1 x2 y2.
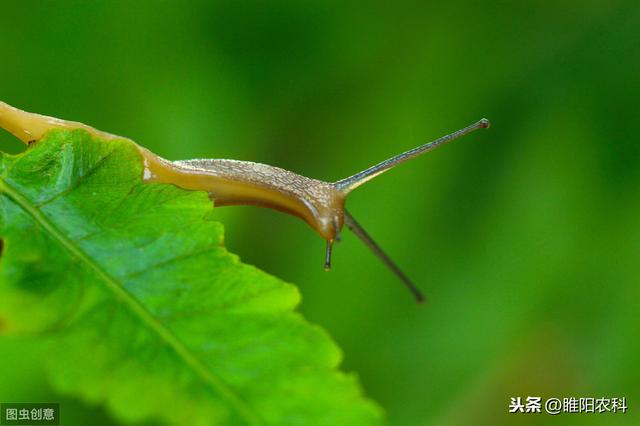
0 176 263 426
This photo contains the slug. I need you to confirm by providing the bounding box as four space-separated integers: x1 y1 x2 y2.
0 101 489 302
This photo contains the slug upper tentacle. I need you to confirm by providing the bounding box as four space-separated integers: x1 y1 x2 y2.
0 100 489 302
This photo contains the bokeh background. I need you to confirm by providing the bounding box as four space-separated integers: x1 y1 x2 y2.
1 1 639 425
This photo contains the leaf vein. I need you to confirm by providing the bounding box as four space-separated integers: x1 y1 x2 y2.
0 177 264 426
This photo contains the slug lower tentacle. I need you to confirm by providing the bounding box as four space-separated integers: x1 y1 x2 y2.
0 100 490 302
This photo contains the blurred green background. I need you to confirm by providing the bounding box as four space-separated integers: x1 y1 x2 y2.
1 1 639 425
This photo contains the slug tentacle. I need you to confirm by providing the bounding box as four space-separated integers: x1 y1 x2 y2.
324 240 334 271
334 118 490 193
344 210 424 303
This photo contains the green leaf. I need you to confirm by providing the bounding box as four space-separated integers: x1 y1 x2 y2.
0 129 383 426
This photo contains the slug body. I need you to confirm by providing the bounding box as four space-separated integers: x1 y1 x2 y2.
0 100 489 302
142 152 346 241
